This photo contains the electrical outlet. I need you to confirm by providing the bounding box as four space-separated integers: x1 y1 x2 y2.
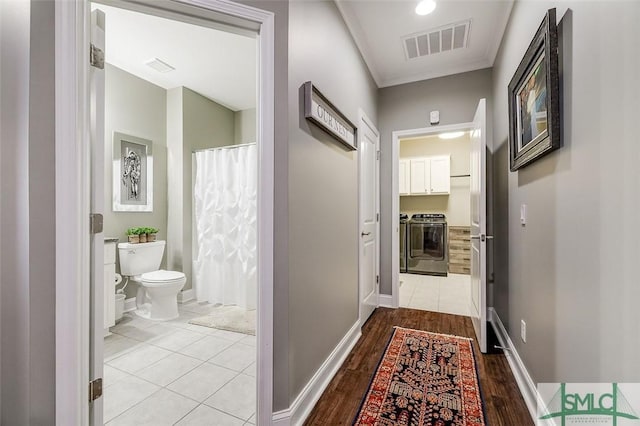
520 320 527 343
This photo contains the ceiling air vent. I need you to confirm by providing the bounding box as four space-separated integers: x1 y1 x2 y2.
403 20 471 60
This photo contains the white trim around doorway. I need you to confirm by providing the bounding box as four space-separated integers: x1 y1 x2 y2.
391 122 473 308
54 1 275 424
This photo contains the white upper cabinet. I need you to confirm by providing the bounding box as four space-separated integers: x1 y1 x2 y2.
429 156 451 194
401 155 450 196
409 158 429 194
399 159 410 195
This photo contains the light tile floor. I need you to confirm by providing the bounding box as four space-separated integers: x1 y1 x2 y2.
399 272 471 316
104 301 256 426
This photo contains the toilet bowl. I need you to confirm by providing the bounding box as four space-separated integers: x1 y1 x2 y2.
135 270 186 321
118 240 186 322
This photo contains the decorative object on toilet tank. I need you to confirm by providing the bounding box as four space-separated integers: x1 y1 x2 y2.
508 8 560 171
126 227 158 243
113 132 154 212
146 227 158 242
126 227 140 244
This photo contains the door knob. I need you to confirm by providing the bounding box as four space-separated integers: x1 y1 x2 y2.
361 231 371 237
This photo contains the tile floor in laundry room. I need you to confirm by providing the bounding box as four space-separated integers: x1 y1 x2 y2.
103 301 256 426
399 272 471 316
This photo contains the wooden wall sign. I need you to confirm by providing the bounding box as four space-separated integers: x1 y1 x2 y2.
303 81 357 150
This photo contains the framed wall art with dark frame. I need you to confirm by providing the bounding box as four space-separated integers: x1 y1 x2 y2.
508 8 561 171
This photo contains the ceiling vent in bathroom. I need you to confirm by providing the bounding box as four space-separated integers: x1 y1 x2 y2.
145 58 175 73
402 20 471 60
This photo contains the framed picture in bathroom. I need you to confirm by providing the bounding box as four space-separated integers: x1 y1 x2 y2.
113 132 153 212
508 8 561 171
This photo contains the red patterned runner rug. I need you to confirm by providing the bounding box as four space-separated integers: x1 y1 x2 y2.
354 327 486 426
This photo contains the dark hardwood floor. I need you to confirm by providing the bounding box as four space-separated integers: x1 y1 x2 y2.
304 307 533 426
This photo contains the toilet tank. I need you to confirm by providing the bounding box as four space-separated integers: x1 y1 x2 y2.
118 240 165 276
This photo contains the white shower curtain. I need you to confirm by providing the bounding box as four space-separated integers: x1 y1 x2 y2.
193 144 257 310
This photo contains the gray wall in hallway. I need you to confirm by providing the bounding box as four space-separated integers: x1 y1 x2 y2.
0 0 56 422
104 64 168 299
377 69 493 295
234 0 290 411
287 0 378 404
492 1 640 385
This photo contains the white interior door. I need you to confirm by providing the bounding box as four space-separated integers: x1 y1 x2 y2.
470 99 488 353
89 9 106 424
359 113 380 325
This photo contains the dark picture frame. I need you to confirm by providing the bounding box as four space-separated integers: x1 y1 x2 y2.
508 8 560 171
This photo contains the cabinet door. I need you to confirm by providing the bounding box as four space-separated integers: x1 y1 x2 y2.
410 158 429 194
430 156 450 194
399 160 410 195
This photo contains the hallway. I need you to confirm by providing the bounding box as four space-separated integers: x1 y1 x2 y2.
305 308 532 425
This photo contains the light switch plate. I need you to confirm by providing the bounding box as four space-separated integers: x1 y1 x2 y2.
521 319 527 343
520 204 527 226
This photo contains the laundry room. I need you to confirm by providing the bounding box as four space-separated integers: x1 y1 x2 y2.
398 130 472 314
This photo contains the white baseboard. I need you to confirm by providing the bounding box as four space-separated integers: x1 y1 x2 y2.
489 307 540 423
378 294 394 308
272 320 362 426
124 297 137 312
178 288 195 303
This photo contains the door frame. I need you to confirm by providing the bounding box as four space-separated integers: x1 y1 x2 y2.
54 1 275 424
391 122 473 308
357 109 380 326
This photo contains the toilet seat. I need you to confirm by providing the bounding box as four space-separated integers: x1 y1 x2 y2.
141 269 185 287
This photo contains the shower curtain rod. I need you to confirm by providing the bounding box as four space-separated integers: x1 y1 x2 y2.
192 142 256 153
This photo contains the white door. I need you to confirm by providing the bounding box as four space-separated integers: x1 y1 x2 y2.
89 9 106 424
359 113 380 325
470 99 488 353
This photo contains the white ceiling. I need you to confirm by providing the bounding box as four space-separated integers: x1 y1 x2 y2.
94 4 257 111
336 0 514 88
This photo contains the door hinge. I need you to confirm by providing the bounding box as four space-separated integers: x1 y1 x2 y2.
376 213 380 222
376 275 379 284
90 213 103 234
376 150 380 160
89 378 103 402
90 43 105 69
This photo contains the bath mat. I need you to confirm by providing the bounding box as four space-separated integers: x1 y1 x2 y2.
354 327 486 425
189 305 256 336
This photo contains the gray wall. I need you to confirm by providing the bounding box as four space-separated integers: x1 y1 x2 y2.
234 108 257 145
104 64 168 298
166 87 238 292
287 0 378 404
378 69 493 295
492 1 640 385
0 0 56 422
234 0 290 411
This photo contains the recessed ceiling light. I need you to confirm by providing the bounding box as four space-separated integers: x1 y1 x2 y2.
415 0 436 16
145 58 175 73
439 131 465 139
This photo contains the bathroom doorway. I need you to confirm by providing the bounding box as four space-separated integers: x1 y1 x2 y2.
55 0 275 424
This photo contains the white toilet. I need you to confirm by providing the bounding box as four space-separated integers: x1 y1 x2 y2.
118 240 186 321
